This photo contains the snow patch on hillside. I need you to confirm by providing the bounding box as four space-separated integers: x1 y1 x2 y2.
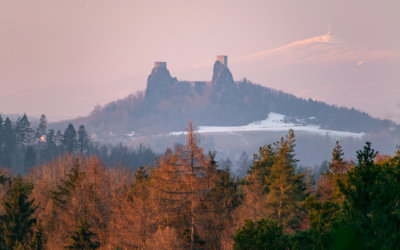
169 112 365 139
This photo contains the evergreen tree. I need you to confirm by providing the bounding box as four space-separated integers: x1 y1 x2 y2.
66 215 100 249
55 130 63 146
2 118 16 167
77 125 89 154
24 146 37 172
0 115 4 166
233 219 288 250
15 114 33 145
305 141 349 242
235 151 251 178
45 129 57 162
51 159 84 208
335 142 400 249
35 114 47 142
249 143 276 186
265 129 305 230
339 142 378 222
63 124 77 153
0 175 37 249
0 115 3 135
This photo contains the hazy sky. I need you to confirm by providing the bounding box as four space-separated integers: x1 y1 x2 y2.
1 0 399 122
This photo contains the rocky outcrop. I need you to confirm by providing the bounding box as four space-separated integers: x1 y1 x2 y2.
144 65 176 104
210 60 239 104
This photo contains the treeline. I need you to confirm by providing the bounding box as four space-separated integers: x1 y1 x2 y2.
0 124 400 249
0 114 157 174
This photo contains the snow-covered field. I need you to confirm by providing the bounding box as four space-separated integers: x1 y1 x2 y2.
169 112 365 139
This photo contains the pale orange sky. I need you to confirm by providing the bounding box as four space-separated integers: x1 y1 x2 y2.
0 0 399 122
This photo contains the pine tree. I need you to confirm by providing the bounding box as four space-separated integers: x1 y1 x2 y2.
77 125 89 154
265 129 305 230
66 215 100 249
63 124 77 153
0 175 37 249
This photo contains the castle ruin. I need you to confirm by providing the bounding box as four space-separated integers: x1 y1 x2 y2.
154 61 167 68
217 55 228 67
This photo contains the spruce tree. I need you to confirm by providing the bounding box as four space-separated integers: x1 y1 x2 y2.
235 151 251 178
2 118 16 167
0 115 4 166
51 159 84 208
66 215 100 249
45 129 57 161
15 114 33 145
24 146 37 171
265 129 305 230
35 114 47 141
233 219 288 250
63 124 77 153
317 141 348 201
0 175 37 249
77 125 89 154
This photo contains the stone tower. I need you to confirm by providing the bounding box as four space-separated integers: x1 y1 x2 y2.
216 55 228 67
154 61 167 68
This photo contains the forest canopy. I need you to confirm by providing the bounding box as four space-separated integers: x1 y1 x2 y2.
0 120 399 249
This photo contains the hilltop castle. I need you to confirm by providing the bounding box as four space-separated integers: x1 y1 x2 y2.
216 55 228 67
145 55 235 104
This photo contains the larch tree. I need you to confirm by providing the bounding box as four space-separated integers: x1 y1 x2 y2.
198 162 241 249
151 121 208 249
176 121 209 249
151 148 190 245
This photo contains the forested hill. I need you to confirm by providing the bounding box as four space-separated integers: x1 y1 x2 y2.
56 59 400 139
